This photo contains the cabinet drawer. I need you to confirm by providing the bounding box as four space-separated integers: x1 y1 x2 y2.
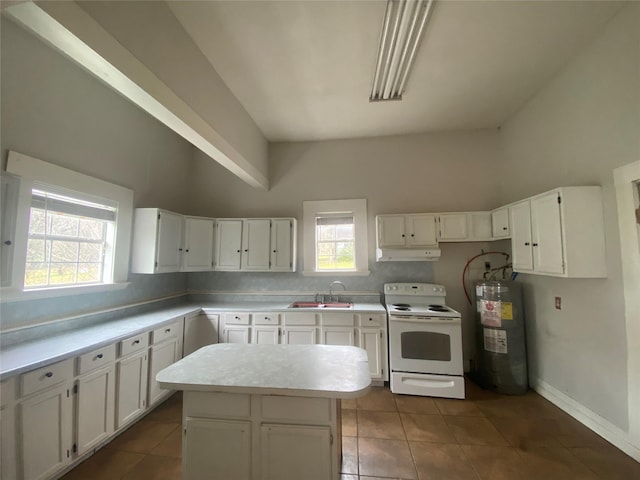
357 314 386 327
253 313 280 325
185 391 251 418
77 344 116 375
321 313 355 326
20 358 73 397
261 396 331 423
152 320 182 344
224 313 250 325
119 333 149 357
283 313 318 325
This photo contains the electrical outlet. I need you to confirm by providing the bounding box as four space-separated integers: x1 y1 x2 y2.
555 297 562 310
484 261 491 270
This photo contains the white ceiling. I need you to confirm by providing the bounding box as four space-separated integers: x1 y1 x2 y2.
167 0 623 143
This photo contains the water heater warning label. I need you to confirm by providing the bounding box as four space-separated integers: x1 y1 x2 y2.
479 300 514 326
484 328 508 354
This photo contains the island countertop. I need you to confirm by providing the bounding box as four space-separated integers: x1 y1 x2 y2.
156 343 372 399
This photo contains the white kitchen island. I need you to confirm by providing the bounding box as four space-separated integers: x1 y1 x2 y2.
156 343 371 480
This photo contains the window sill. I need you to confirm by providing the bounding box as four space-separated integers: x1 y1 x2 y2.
302 271 371 277
0 282 130 303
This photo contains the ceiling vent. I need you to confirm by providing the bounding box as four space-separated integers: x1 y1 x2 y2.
370 0 435 102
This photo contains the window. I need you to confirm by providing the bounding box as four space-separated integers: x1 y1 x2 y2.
24 188 116 289
4 151 133 299
303 199 369 276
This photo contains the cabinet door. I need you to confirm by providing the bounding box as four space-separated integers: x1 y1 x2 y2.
0 173 19 288
148 339 180 406
407 214 437 246
531 191 565 275
321 327 355 346
115 351 148 429
182 217 214 272
376 215 407 247
253 327 280 344
510 200 534 272
1 402 17 480
438 214 468 240
155 211 183 273
221 326 251 344
214 220 243 270
469 212 493 240
270 219 294 271
261 424 332 480
358 329 384 380
19 384 73 480
76 366 115 456
241 219 271 271
282 327 317 345
183 313 219 356
184 418 251 480
491 207 510 238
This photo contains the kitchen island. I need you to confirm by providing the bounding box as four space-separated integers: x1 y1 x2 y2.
156 343 371 480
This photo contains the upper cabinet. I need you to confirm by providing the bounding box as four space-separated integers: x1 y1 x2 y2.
376 214 438 247
491 207 510 239
510 187 606 278
182 216 215 272
438 212 492 242
131 209 184 274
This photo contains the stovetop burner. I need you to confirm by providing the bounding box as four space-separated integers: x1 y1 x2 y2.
428 304 450 312
392 303 411 308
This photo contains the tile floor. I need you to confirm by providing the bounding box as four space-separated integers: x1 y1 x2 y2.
61 379 640 480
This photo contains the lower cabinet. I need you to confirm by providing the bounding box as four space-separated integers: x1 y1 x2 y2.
321 327 355 346
282 327 317 345
148 339 181 407
221 325 251 344
359 328 384 380
252 326 280 344
184 418 252 480
76 365 115 456
115 349 149 429
183 313 219 356
19 383 74 480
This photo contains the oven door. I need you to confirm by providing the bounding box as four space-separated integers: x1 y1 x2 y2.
388 315 463 375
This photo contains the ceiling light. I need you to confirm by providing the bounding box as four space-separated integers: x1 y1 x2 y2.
370 0 435 102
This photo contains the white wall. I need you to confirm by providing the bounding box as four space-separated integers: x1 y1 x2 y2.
497 2 639 436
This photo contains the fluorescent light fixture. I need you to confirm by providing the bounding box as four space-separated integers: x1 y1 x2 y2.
370 0 435 102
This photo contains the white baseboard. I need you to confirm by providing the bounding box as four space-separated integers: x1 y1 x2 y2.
532 377 640 462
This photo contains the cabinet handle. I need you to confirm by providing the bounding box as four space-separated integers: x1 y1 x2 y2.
133 340 140 345
236 249 240 253
273 250 277 253
3 240 11 246
532 243 539 247
401 234 405 237
179 248 183 251
524 242 530 246
185 249 189 253
165 328 171 333
411 234 415 237
502 227 508 231
96 354 104 359
45 372 53 378
244 249 248 252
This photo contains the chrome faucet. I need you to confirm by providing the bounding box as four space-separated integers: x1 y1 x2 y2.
328 281 346 303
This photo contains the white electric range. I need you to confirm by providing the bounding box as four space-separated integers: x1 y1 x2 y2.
384 283 465 399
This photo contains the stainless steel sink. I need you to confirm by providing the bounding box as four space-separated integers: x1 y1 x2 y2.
288 301 353 309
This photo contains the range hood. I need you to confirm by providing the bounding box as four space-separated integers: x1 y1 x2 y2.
376 247 441 262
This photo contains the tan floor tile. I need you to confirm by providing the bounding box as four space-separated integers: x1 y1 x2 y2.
464 378 502 401
109 421 179 454
144 393 183 423
444 416 508 446
357 386 397 411
435 398 484 416
410 441 480 480
516 446 599 480
60 448 145 480
150 425 182 458
341 435 358 474
394 394 440 414
401 413 457 443
358 410 406 439
121 454 181 480
553 416 609 448
341 397 357 409
488 416 562 448
461 445 525 480
342 408 358 437
570 445 640 480
358 437 417 479
476 393 564 420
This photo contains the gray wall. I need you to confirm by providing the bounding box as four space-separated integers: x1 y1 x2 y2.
0 18 191 329
496 3 639 431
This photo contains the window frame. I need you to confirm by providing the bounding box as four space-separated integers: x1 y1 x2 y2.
3 151 133 301
302 199 369 276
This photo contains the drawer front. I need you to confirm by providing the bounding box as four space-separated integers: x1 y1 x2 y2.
224 313 251 325
185 391 251 418
152 320 182 344
261 396 332 423
253 313 280 325
283 313 318 325
21 358 73 397
357 314 386 327
119 332 149 357
77 344 116 375
321 313 355 326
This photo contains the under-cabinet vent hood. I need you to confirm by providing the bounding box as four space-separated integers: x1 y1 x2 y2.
376 248 441 262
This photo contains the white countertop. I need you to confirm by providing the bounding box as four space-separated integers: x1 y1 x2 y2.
0 301 385 379
156 343 372 399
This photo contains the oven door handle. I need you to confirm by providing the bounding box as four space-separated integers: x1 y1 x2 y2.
389 316 460 324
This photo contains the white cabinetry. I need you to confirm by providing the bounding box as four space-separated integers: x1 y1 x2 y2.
357 314 387 381
148 321 183 407
377 214 438 247
510 187 606 277
283 312 319 345
115 333 149 429
214 219 244 270
1 377 17 480
131 208 184 274
252 313 281 344
491 207 510 238
241 219 272 271
184 312 219 357
182 216 215 271
270 219 296 272
438 212 492 242
0 173 20 288
321 313 355 346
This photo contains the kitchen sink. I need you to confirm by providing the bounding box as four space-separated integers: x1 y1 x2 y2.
288 301 353 309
